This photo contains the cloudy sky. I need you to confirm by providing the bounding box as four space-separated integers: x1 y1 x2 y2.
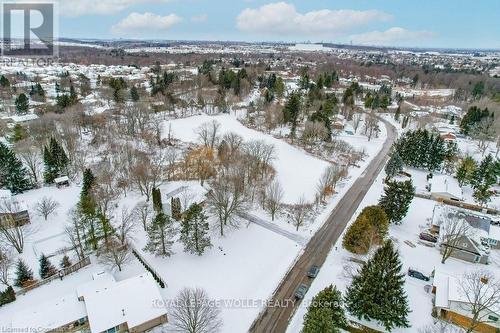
12 0 500 48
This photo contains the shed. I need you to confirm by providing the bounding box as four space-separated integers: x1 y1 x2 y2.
54 176 70 188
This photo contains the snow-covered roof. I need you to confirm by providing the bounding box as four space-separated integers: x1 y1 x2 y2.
429 175 463 200
489 225 500 241
432 204 491 240
1 113 39 123
76 271 116 299
84 273 167 333
11 292 87 331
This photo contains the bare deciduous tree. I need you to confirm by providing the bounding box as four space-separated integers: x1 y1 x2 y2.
15 141 42 184
0 249 14 286
265 180 283 221
132 201 152 231
99 241 132 272
458 270 500 333
196 120 221 149
169 287 223 333
116 207 137 245
207 172 247 236
352 113 362 134
440 215 473 264
290 196 312 231
65 209 86 260
130 150 165 201
363 112 380 141
35 197 60 221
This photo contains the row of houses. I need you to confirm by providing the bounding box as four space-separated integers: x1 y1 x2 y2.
11 272 168 333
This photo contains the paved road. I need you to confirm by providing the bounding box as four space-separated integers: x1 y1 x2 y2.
249 119 397 333
238 212 308 246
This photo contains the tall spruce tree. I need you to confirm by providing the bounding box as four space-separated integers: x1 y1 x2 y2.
171 197 182 221
283 92 301 137
14 259 34 287
385 151 404 180
379 180 415 224
43 137 69 183
345 240 410 331
39 254 57 279
0 142 31 193
180 203 211 256
144 212 176 257
152 188 163 213
302 285 347 333
15 93 29 114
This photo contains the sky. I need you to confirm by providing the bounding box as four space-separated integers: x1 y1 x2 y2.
7 0 500 49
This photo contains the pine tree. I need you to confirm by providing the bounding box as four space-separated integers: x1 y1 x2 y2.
394 106 401 122
471 154 497 205
456 156 477 187
144 212 176 257
81 168 95 198
43 137 69 183
39 254 57 279
345 241 410 331
0 286 16 305
14 259 34 287
60 255 72 268
180 203 211 256
171 197 182 221
130 86 140 102
0 142 31 193
152 188 163 213
385 151 404 180
283 92 301 137
303 285 347 333
15 93 29 114
379 180 415 224
0 75 10 88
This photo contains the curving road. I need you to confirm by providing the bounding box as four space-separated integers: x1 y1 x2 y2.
249 118 397 333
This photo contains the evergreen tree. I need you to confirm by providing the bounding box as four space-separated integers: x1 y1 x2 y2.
130 86 140 102
60 255 72 269
302 285 347 333
345 241 410 331
10 124 27 142
283 92 301 137
385 151 404 180
14 259 34 287
144 212 176 257
81 168 95 198
43 137 69 183
0 75 10 88
379 180 415 224
456 156 477 187
171 197 182 221
180 203 211 256
0 142 31 193
394 106 401 122
471 154 497 205
0 286 16 306
39 254 57 279
152 188 162 213
343 206 389 254
15 93 29 114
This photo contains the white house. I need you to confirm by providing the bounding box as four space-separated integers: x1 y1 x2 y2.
428 175 463 201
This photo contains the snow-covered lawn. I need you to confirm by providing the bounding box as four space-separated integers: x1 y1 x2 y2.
163 113 330 203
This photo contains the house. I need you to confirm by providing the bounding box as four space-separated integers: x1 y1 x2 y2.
432 205 492 264
54 175 70 188
10 273 168 333
433 271 500 333
428 175 463 201
0 192 30 227
332 114 346 130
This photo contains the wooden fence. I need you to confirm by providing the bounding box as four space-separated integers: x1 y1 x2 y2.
16 257 91 296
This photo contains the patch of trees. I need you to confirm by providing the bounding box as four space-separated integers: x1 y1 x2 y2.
460 106 493 135
393 129 457 171
29 83 45 101
258 73 285 101
218 67 248 96
56 85 78 110
345 240 410 331
456 154 499 205
14 93 29 114
150 71 175 96
43 137 69 183
364 84 392 110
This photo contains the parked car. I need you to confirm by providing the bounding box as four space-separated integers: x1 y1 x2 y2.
419 232 437 243
408 268 430 281
294 283 309 299
307 265 320 278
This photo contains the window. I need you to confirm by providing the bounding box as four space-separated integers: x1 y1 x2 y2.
488 315 499 322
106 326 120 333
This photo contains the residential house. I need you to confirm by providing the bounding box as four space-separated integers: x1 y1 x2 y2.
0 191 30 227
428 175 463 201
433 271 500 333
432 205 491 264
10 272 168 333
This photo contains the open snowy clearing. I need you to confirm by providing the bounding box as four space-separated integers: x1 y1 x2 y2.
162 113 330 203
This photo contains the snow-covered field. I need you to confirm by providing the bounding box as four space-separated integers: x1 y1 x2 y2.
163 113 330 203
